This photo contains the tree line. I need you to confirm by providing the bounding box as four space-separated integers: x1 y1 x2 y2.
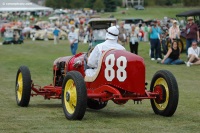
45 0 200 12
145 0 200 6
45 0 120 12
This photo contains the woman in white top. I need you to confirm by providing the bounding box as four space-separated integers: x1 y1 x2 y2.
129 25 139 55
186 41 200 67
169 20 180 42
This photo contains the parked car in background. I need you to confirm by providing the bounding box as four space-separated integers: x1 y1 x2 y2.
87 18 117 48
134 5 145 10
34 28 67 40
122 18 144 33
3 28 23 44
175 9 200 51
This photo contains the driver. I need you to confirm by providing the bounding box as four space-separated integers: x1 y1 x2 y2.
85 26 126 77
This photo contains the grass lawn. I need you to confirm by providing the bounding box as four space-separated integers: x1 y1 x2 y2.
0 39 200 133
101 7 199 20
0 7 200 133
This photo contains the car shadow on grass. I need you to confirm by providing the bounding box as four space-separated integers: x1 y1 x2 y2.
85 108 157 119
29 103 62 109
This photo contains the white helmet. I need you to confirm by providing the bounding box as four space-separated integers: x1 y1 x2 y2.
106 26 119 40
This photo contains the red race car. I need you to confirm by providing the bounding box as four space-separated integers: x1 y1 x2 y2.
15 49 179 120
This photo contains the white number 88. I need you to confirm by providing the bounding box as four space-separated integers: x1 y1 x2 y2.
105 54 127 82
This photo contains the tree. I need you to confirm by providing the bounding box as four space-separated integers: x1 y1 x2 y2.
70 0 85 8
93 0 105 12
65 0 72 8
85 0 96 8
45 0 67 8
104 0 117 12
45 0 56 8
183 0 200 6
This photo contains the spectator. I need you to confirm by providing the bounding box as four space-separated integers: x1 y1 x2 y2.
68 26 78 55
161 41 184 65
149 21 162 61
78 25 85 43
138 28 144 41
118 21 127 46
169 20 180 43
85 26 125 77
53 27 60 45
185 17 200 55
0 26 5 37
186 41 200 67
129 25 139 55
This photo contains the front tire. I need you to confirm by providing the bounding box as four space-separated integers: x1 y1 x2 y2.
15 66 32 107
62 71 87 120
150 70 179 117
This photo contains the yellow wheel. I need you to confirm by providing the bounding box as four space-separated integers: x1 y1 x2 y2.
62 71 87 120
15 66 31 107
150 70 179 117
64 79 77 114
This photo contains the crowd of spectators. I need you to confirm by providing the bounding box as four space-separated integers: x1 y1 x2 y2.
0 10 199 67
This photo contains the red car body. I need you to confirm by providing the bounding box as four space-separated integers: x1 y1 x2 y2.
16 49 179 120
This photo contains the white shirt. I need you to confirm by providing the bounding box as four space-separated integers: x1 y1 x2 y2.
129 31 139 44
188 46 200 58
68 31 78 43
169 26 180 39
85 39 125 77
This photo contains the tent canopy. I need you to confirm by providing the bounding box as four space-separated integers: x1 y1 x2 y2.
0 0 53 12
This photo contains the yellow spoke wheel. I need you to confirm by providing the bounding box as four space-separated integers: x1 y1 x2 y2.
64 79 77 114
62 71 87 120
150 70 179 117
15 66 31 107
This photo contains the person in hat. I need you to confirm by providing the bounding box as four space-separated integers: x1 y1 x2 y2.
85 26 126 77
185 16 200 55
169 20 180 43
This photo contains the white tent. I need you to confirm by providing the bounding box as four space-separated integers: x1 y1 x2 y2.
0 0 53 12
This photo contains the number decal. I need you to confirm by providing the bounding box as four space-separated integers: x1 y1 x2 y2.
116 56 127 82
105 54 127 82
105 54 115 81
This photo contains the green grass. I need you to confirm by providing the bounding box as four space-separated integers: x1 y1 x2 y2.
1 7 200 133
0 39 200 133
101 7 199 20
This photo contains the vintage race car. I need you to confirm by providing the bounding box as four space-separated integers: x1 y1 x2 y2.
34 28 68 40
15 49 179 120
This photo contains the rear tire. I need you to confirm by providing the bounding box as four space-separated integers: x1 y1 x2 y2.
150 70 179 117
62 71 87 120
15 66 32 107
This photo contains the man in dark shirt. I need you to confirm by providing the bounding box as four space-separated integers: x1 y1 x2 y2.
185 16 200 55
